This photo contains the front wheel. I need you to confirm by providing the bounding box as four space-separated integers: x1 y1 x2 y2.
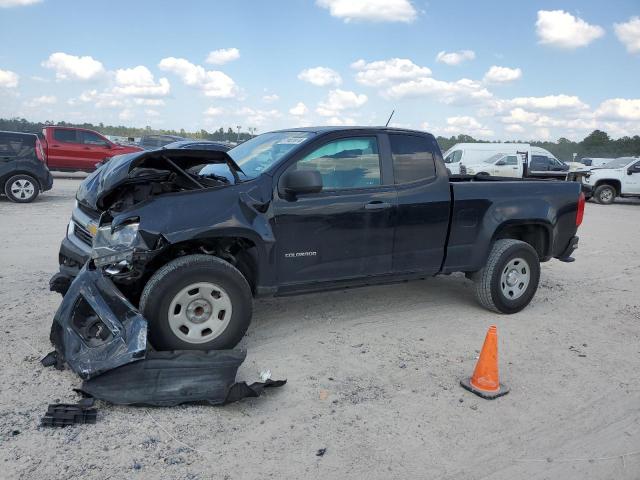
593 184 616 205
139 254 253 350
4 174 39 203
471 239 541 314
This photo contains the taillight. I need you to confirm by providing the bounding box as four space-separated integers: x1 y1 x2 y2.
576 191 585 227
35 138 46 163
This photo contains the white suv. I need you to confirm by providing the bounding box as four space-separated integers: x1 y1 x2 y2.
581 157 640 204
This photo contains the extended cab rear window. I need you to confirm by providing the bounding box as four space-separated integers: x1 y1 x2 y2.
53 129 79 143
389 134 436 184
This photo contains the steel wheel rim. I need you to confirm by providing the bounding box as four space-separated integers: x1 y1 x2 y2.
600 189 613 202
167 282 232 344
10 179 35 200
500 257 530 300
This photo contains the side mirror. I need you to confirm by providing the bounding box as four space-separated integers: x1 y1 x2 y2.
282 170 323 196
495 160 506 166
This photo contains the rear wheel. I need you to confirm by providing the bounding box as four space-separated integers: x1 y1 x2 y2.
471 239 540 314
139 254 253 350
4 174 39 203
594 184 616 205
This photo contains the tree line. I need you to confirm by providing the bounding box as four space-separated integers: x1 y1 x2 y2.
1 117 638 162
0 117 254 143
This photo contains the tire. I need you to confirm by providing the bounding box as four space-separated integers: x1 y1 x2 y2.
4 174 39 203
471 239 541 314
593 184 616 205
139 254 253 350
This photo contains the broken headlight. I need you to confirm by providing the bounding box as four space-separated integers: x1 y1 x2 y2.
91 222 140 268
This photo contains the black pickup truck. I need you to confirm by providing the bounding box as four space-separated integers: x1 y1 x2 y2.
51 127 584 353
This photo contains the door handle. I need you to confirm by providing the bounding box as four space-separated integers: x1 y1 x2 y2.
364 201 391 210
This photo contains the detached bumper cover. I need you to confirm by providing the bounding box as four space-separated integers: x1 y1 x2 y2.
50 265 147 379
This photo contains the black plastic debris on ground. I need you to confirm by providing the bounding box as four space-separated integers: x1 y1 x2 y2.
41 398 97 428
78 349 286 407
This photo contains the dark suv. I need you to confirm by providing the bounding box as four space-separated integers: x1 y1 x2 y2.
0 130 53 202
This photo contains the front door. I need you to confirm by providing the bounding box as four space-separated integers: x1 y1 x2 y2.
80 130 113 169
624 160 640 194
272 135 396 287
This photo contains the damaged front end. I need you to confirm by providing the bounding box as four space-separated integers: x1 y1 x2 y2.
48 265 285 406
49 265 147 379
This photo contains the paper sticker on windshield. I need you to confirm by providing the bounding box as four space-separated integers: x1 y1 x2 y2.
277 137 307 145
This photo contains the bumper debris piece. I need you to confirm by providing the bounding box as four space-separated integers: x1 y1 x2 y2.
49 265 147 379
79 349 286 407
41 398 97 427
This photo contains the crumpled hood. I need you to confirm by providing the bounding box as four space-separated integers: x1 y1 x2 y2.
76 148 240 211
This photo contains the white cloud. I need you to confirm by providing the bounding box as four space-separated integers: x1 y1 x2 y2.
134 98 165 106
316 0 417 23
145 109 160 117
441 116 494 137
69 89 124 108
159 57 239 98
483 65 522 84
316 89 367 116
326 116 358 126
289 102 309 116
42 52 105 81
385 77 492 105
0 0 41 7
262 93 279 103
351 58 431 86
435 50 475 66
507 94 588 111
24 95 56 107
535 128 551 140
204 106 224 116
502 108 540 124
113 66 170 97
206 48 240 65
536 10 604 49
614 17 640 54
119 109 134 121
298 66 342 87
0 69 19 88
505 124 525 134
235 107 282 127
595 98 640 121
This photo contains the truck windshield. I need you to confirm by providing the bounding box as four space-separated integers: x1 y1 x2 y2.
227 131 315 179
602 157 634 169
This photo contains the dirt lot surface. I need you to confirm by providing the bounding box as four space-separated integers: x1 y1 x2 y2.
1 179 639 480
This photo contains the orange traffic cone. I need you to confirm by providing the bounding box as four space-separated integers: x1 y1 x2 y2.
460 325 510 399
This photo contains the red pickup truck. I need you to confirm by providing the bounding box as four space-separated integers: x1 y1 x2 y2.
42 126 142 172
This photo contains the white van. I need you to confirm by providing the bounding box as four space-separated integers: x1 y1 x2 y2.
443 143 566 178
443 143 531 174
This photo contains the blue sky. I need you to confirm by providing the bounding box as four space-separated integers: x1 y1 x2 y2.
0 0 639 140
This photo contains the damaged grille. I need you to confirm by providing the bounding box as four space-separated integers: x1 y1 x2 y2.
73 222 93 246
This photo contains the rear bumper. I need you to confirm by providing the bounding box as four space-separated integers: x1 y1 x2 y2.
41 170 54 191
557 236 579 262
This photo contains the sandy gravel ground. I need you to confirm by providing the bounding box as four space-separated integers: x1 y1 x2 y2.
1 179 639 480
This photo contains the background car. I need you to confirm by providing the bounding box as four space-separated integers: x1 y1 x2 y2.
138 134 188 150
0 130 53 202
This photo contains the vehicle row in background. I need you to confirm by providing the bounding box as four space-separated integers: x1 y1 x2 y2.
444 143 568 179
576 157 640 204
0 130 53 202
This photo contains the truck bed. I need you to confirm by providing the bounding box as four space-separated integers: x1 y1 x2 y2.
443 175 581 272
